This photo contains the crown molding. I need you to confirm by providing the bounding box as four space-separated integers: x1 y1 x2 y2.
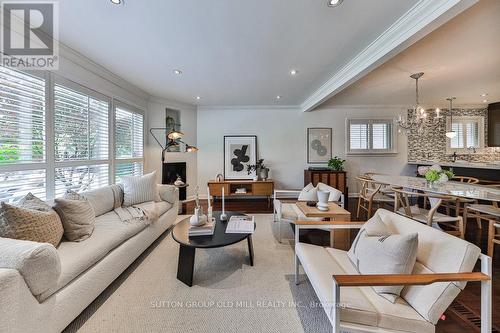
300 0 479 112
197 105 300 112
148 95 197 110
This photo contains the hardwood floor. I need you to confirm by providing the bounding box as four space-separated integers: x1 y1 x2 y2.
182 198 499 332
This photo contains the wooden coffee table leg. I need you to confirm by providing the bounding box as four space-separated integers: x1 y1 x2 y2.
247 235 254 266
177 244 196 287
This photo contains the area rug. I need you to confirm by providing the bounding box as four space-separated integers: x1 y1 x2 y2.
64 214 331 333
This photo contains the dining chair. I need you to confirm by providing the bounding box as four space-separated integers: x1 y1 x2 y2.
488 219 500 258
462 184 500 233
356 176 393 219
392 187 464 238
442 176 480 222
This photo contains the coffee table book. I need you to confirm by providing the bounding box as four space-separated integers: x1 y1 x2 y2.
188 221 215 236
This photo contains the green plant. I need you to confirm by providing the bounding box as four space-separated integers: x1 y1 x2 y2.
247 159 266 175
425 169 454 182
424 169 440 182
328 156 346 171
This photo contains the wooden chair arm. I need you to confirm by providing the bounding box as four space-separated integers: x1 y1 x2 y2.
332 272 490 287
294 220 365 226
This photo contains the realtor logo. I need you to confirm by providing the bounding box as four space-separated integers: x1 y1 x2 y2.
1 1 59 69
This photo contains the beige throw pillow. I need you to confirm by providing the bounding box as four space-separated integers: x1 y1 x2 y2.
297 183 318 201
54 194 95 242
348 215 418 303
0 199 64 247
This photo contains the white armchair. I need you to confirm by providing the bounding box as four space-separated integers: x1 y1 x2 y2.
294 209 492 333
273 186 345 243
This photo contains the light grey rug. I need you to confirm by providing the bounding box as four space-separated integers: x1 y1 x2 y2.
64 214 331 333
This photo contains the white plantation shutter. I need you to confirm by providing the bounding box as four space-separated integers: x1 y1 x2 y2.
54 84 109 161
450 122 465 148
466 121 479 148
347 119 396 154
0 67 45 163
114 103 144 181
0 67 47 202
54 164 109 198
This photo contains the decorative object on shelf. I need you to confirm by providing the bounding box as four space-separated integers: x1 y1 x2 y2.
215 173 224 182
189 187 208 227
224 135 257 180
424 164 454 187
220 187 228 221
165 108 181 152
149 127 198 166
327 156 345 171
316 190 330 211
246 159 269 181
396 72 443 135
173 176 185 187
445 97 457 139
307 128 332 163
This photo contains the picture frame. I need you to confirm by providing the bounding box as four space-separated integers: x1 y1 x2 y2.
223 135 257 180
307 128 332 163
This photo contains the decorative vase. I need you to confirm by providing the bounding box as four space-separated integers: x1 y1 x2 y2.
316 190 329 211
259 168 269 181
190 207 207 226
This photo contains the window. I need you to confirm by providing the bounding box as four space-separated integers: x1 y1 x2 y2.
346 118 397 154
446 116 484 153
53 78 111 194
114 103 144 181
0 67 47 202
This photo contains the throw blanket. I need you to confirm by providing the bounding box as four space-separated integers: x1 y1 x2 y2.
114 203 158 225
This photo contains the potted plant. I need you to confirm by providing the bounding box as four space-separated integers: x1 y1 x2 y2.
328 156 346 171
424 165 454 187
247 159 269 180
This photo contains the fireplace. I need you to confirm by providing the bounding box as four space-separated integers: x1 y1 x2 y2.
162 162 187 200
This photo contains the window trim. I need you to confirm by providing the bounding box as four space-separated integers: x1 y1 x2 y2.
445 116 485 154
345 117 398 155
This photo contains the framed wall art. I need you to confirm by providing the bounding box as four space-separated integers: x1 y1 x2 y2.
307 128 332 163
223 135 257 179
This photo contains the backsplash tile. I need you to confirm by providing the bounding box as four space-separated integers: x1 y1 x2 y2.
407 108 500 163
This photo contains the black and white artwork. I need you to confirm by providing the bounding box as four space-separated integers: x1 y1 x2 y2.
307 128 332 163
224 136 257 179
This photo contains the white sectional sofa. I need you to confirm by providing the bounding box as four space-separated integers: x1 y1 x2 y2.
0 184 179 333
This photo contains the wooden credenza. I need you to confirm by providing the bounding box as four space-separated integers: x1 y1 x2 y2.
208 180 274 202
304 170 348 208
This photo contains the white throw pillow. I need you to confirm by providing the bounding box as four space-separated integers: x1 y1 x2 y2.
298 183 318 201
317 182 342 202
348 215 418 303
122 171 157 206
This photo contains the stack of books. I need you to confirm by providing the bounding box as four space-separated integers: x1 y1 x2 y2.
226 215 255 234
188 221 215 237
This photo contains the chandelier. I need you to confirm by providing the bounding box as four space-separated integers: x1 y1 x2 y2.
396 72 442 135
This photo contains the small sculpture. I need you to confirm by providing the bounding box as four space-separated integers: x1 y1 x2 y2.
174 175 185 186
190 186 208 226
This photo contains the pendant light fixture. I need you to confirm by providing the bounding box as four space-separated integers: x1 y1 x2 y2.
445 97 457 139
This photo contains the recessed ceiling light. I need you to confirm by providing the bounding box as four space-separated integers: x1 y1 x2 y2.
276 95 282 100
327 0 343 7
195 96 201 100
483 99 488 103
290 69 298 76
480 93 488 97
173 69 182 75
110 0 123 5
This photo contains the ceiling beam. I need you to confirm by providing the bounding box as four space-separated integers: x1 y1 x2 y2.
301 0 479 112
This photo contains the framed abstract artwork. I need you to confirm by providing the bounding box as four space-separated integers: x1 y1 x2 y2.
223 135 257 179
307 128 332 163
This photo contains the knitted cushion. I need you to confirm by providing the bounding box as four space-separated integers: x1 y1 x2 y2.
0 199 64 247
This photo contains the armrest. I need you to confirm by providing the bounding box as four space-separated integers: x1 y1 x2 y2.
157 184 179 204
295 220 365 226
332 272 490 287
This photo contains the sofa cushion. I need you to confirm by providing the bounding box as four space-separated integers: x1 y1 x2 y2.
0 237 60 297
298 183 317 201
297 243 434 333
0 200 64 247
373 209 481 324
37 211 147 301
317 182 342 202
157 184 178 204
81 186 116 217
122 172 157 206
54 196 95 242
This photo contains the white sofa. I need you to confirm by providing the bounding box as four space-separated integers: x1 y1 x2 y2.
295 209 492 333
0 184 179 333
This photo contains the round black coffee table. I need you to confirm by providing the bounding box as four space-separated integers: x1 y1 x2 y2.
172 211 255 287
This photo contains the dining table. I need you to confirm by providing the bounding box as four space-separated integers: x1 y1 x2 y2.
371 175 500 202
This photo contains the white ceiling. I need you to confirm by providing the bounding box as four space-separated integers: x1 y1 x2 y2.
321 0 500 108
56 0 419 106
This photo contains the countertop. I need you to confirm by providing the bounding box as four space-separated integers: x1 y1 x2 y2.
408 160 500 170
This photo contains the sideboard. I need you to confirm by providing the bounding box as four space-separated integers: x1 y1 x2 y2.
208 180 274 203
